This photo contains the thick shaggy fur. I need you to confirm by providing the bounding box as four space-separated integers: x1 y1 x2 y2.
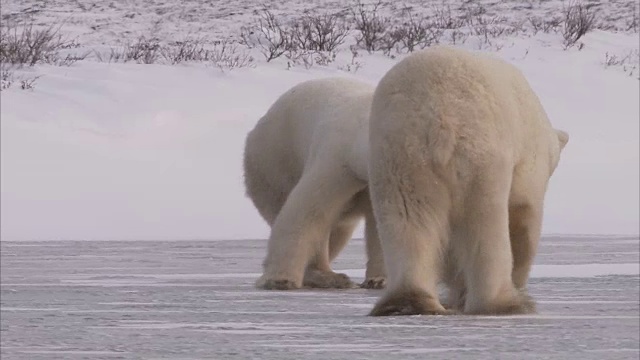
243 78 386 290
367 46 568 316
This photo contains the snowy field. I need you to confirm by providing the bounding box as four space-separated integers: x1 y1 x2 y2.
1 1 639 359
1 236 639 359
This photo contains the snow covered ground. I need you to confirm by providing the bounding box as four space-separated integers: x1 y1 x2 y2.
1 236 639 359
1 0 639 241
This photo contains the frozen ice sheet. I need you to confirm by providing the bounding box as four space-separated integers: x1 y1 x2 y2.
1 236 639 359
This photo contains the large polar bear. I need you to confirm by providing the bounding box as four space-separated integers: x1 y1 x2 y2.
367 46 568 316
243 78 386 290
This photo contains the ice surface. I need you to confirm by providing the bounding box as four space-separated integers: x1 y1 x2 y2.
1 236 638 359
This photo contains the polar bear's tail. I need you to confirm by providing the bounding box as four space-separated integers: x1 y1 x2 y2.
242 121 290 226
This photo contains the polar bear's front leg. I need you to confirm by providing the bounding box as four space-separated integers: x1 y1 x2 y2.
509 201 543 290
257 168 365 290
327 209 362 262
301 214 361 289
361 205 386 289
509 168 547 291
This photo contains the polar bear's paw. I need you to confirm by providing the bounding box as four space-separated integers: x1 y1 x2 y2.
256 276 300 290
360 276 387 289
466 289 537 315
369 289 454 316
303 269 356 289
499 294 536 315
492 290 537 315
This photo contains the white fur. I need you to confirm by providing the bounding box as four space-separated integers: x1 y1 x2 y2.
243 78 386 290
368 46 568 316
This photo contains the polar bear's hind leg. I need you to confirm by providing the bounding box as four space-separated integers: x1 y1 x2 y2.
458 164 535 315
368 164 451 316
258 165 365 290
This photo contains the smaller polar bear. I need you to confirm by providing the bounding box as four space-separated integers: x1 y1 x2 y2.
367 46 568 316
243 78 386 290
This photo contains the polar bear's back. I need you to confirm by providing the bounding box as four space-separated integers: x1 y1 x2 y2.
370 46 552 168
243 78 374 223
250 77 373 167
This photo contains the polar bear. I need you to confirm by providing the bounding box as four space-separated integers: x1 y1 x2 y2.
243 78 386 290
367 46 568 316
